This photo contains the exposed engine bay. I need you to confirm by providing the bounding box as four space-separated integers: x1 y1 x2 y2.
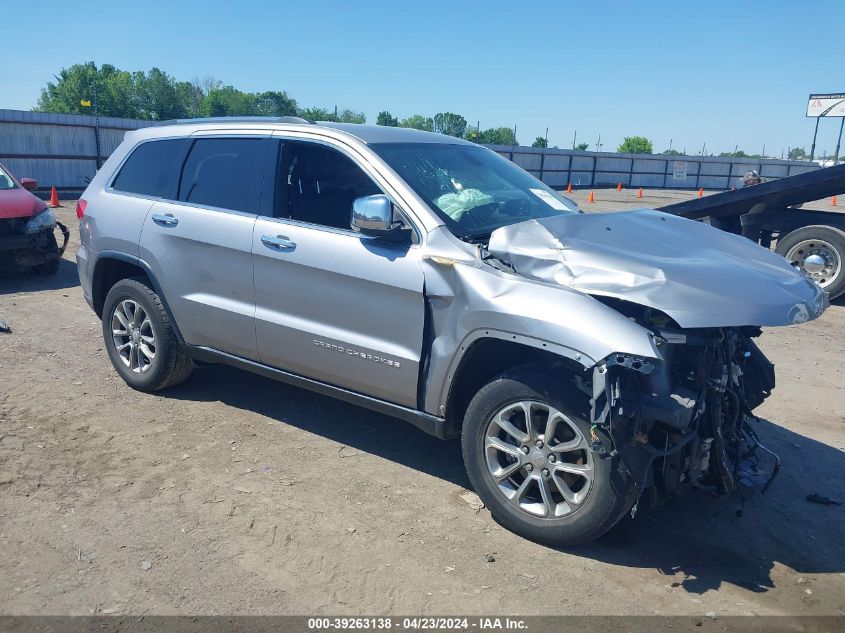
474 209 831 509
587 299 779 506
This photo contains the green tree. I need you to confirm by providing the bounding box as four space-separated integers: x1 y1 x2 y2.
788 147 807 161
36 62 141 118
531 136 548 148
376 110 399 126
338 109 366 124
298 106 335 121
433 112 467 137
719 149 748 158
253 90 298 117
574 142 589 151
202 86 255 117
136 67 185 120
174 81 204 118
617 136 653 154
661 148 682 155
475 127 517 145
399 115 434 131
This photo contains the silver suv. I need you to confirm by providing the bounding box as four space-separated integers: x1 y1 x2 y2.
77 117 828 545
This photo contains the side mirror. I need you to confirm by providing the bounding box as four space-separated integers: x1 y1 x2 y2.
20 178 38 191
351 194 398 236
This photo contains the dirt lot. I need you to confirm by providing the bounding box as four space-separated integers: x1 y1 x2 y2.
1 193 843 617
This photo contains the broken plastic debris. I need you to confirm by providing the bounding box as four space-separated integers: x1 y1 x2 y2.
458 491 484 512
806 493 841 506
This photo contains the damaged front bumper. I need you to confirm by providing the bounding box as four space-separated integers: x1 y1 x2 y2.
0 221 69 268
588 327 778 498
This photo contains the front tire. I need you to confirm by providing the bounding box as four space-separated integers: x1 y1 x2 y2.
461 366 635 546
102 278 193 392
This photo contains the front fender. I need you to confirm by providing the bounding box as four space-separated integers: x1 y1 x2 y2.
422 257 663 416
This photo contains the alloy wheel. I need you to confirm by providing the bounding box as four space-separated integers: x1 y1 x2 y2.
111 299 156 374
484 400 594 518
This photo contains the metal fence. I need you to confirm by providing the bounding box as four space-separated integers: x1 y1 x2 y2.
0 109 820 193
0 109 157 193
486 145 819 190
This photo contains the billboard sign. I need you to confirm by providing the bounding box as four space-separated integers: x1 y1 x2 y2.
806 93 845 117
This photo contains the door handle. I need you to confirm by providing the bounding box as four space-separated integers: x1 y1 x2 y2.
261 234 297 250
152 213 179 227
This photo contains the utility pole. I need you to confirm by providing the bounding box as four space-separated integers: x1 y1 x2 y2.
762 144 766 159
544 127 548 146
596 133 602 152
572 130 577 150
513 124 517 146
668 138 673 152
93 65 101 169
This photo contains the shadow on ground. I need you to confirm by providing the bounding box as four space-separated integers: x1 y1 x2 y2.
0 259 80 294
166 364 469 488
583 415 845 594
165 363 845 597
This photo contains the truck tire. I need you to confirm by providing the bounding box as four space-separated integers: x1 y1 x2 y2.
461 365 635 546
775 225 845 299
102 277 193 392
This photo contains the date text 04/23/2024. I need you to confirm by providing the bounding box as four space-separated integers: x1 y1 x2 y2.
307 618 527 630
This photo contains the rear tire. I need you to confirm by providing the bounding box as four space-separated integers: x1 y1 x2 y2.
461 365 635 546
102 277 193 392
775 225 845 299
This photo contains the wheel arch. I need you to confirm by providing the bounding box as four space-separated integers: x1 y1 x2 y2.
441 332 591 438
91 250 184 342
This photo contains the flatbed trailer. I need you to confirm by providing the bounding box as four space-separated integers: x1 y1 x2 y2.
658 163 845 299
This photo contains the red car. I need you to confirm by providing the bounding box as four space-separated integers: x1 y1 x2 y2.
0 161 68 274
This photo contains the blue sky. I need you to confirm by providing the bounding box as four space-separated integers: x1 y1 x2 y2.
2 0 843 156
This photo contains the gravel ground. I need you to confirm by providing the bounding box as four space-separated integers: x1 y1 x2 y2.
0 195 843 617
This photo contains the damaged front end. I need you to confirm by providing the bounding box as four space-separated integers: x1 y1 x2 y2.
481 209 826 508
0 214 69 270
589 304 779 505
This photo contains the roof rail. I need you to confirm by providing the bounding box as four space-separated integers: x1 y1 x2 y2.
157 116 314 126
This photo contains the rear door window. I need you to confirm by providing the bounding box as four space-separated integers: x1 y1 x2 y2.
111 138 185 197
178 138 267 213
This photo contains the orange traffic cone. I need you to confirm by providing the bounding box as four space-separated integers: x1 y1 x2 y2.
566 183 572 193
588 191 595 204
697 188 704 198
49 186 61 208
833 196 838 207
637 188 643 199
616 183 622 192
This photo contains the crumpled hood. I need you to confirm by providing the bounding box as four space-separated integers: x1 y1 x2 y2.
487 209 828 328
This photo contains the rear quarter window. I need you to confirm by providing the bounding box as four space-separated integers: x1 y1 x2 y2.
111 138 186 197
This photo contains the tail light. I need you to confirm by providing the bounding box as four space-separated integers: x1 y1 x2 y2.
76 199 87 219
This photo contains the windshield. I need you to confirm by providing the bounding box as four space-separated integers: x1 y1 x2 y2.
372 143 578 239
0 165 16 190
